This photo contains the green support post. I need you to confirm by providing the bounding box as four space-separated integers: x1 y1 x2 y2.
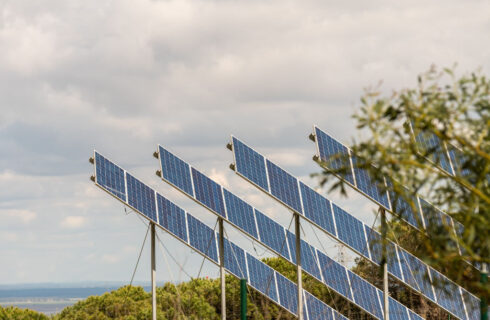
240 279 247 320
482 263 488 320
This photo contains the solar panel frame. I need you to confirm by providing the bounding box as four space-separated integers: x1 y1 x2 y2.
94 151 347 320
155 147 424 320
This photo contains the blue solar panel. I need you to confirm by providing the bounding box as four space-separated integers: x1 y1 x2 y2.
156 194 187 242
95 152 126 202
254 209 290 260
158 146 194 197
286 231 322 280
315 126 355 185
266 160 303 214
415 132 453 175
430 269 466 320
398 249 435 302
246 253 278 302
223 238 247 278
223 189 258 239
364 226 404 281
126 173 157 222
462 287 480 320
348 271 383 319
304 291 335 320
387 294 410 320
191 168 226 217
351 156 390 209
300 182 336 236
316 251 353 300
276 272 298 314
232 137 269 192
419 198 449 230
186 214 218 263
333 204 370 258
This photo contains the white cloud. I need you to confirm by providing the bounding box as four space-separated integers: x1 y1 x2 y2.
60 215 87 228
0 209 37 223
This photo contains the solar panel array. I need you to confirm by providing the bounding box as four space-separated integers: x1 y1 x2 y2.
230 137 480 320
94 151 346 320
156 146 423 320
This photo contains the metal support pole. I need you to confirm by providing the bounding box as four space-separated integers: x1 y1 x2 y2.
240 279 247 320
482 263 488 320
380 208 389 320
151 223 157 320
295 213 303 320
219 218 226 320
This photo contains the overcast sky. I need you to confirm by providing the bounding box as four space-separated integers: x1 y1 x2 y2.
1 0 489 285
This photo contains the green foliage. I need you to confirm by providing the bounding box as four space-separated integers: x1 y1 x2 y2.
0 305 50 320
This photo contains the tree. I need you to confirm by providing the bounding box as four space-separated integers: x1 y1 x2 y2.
315 66 489 314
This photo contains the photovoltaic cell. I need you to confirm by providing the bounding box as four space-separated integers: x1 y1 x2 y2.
349 272 383 319
191 168 226 217
232 137 269 192
304 291 335 320
126 173 157 222
314 126 354 185
223 189 258 239
415 132 453 175
333 204 370 258
266 160 303 214
286 231 322 280
316 251 353 301
387 294 410 320
364 226 403 281
430 269 466 320
276 272 298 314
158 145 194 197
351 156 390 209
300 182 336 236
95 152 126 202
156 194 187 242
246 253 278 303
187 214 219 263
223 238 247 278
462 288 480 320
255 209 290 260
96 152 344 320
398 249 435 302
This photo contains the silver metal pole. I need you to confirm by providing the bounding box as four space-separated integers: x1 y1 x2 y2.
151 223 157 320
380 208 389 320
219 218 226 320
295 213 303 320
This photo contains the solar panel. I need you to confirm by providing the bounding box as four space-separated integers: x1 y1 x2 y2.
95 152 126 202
156 194 187 242
232 137 269 192
286 230 322 280
126 173 158 223
158 146 194 197
314 126 355 185
231 138 479 320
276 272 298 314
255 209 291 260
187 213 219 263
332 204 370 259
191 168 226 217
349 272 383 319
414 131 454 175
266 160 303 214
155 146 424 320
300 182 336 236
223 189 259 239
304 291 335 320
94 151 345 319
